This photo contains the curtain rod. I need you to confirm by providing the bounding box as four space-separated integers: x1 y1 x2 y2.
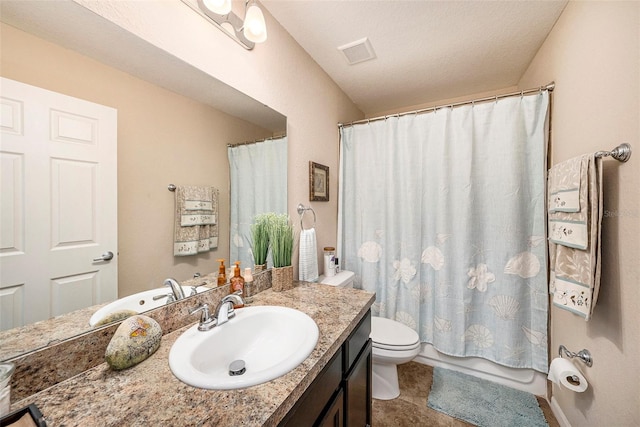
338 82 555 129
227 135 285 148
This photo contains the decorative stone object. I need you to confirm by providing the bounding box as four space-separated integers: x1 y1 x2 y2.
105 315 162 370
94 309 138 327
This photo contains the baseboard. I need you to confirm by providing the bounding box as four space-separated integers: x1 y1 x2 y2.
550 396 571 427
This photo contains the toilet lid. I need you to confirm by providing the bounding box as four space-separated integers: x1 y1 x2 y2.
371 316 420 348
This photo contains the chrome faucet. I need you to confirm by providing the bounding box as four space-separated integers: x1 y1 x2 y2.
189 303 216 331
163 278 185 301
189 291 244 331
214 291 244 327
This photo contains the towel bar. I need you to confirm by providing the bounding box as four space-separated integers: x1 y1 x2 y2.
297 203 316 230
595 143 632 162
168 184 176 192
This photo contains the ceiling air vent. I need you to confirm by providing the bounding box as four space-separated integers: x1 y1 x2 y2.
338 37 376 65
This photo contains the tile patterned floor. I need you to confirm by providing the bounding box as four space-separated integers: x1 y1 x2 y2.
372 362 560 427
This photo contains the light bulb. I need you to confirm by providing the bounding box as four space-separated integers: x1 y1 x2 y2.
202 0 231 15
220 22 236 35
243 3 267 43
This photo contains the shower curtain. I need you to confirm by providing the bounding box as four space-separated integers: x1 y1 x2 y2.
338 93 549 373
228 136 287 268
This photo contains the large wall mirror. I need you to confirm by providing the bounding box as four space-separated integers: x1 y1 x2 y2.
0 1 286 361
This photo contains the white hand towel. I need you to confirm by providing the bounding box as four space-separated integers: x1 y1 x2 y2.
298 228 319 282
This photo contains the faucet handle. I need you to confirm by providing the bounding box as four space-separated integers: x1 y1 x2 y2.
189 303 216 331
152 293 175 303
190 283 208 296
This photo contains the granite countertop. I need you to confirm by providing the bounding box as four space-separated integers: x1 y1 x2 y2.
11 283 375 426
0 274 220 362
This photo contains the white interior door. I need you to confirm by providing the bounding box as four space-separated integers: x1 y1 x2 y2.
0 77 117 331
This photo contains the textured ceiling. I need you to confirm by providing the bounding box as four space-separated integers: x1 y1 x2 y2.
262 0 568 115
1 0 568 120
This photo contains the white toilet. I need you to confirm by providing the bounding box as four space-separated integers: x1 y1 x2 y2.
318 271 421 400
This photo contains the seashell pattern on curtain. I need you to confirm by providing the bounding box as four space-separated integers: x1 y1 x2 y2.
339 92 549 373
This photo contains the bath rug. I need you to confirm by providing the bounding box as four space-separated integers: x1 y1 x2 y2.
427 367 548 427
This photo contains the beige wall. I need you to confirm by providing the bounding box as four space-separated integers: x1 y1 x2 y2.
0 23 273 296
72 0 365 277
0 0 364 290
519 2 639 426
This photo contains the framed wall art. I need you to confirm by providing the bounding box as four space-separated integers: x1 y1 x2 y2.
309 161 329 201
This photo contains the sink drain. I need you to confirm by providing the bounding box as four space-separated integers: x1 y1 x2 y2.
229 360 246 376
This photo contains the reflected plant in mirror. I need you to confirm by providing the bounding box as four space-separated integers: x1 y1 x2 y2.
228 137 288 270
250 213 271 271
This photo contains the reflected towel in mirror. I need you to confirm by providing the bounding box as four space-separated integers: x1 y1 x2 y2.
174 185 219 256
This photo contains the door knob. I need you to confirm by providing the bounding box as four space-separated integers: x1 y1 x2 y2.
93 251 114 262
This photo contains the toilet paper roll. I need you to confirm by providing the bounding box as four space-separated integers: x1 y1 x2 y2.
548 357 588 392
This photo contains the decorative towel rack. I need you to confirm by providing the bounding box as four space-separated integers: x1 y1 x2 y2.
595 143 632 162
168 184 176 192
297 203 316 230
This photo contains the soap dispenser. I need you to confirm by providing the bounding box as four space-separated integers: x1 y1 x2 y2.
217 259 227 287
229 261 245 308
243 267 254 304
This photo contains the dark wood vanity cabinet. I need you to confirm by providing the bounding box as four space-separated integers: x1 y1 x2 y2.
318 389 344 427
280 310 372 427
344 339 372 427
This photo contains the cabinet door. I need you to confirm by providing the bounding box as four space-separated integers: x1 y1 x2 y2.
318 389 344 427
279 348 343 427
345 339 372 427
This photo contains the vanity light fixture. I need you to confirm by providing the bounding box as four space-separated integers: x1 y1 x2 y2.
243 1 268 43
202 0 232 15
186 0 267 50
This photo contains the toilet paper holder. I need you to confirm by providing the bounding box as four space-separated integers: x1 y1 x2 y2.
559 345 593 367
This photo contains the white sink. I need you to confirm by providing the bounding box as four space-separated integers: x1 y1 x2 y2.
169 305 319 390
89 286 204 326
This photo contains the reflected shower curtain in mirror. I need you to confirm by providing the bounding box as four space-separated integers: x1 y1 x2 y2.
338 93 549 372
228 137 287 268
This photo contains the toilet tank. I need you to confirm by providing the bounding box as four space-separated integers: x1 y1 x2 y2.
318 270 355 288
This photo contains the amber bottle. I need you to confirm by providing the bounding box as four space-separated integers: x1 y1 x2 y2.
229 261 245 308
217 259 226 287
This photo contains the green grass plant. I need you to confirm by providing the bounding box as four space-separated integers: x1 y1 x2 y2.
250 213 271 266
267 213 294 268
